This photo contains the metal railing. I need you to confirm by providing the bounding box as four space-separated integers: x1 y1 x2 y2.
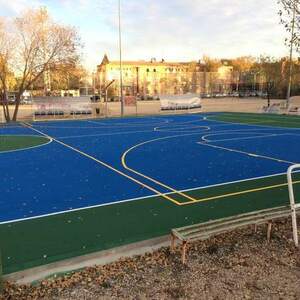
287 164 300 247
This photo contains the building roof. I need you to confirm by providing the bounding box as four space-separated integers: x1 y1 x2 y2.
98 55 202 68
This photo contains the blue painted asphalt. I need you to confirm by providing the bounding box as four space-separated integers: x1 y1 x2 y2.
0 113 299 222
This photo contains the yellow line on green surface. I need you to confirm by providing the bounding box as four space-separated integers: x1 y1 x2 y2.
179 180 300 206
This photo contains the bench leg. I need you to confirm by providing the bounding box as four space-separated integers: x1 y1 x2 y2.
267 221 272 243
254 224 258 233
182 241 188 264
170 233 176 253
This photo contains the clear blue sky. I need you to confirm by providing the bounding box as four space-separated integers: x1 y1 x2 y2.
0 0 288 70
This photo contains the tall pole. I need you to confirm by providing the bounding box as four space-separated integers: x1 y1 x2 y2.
287 1 296 107
93 71 96 96
118 0 124 116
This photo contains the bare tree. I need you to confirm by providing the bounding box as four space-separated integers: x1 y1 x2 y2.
0 8 81 122
278 0 300 105
231 57 255 92
0 18 15 122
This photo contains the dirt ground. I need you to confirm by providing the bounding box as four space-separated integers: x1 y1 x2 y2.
2 218 300 300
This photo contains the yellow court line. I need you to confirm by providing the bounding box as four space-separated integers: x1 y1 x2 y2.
21 122 182 206
178 180 300 206
22 122 300 208
121 139 199 202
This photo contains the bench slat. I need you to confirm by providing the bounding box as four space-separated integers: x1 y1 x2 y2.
172 206 297 242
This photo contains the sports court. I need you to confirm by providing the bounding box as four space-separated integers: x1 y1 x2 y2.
1 112 300 274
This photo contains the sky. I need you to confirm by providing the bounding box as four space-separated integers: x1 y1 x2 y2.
0 0 288 71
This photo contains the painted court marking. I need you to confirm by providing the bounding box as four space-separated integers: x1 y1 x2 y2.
0 113 293 223
180 179 300 205
201 132 289 143
2 169 299 225
22 122 184 206
0 134 53 154
198 142 297 165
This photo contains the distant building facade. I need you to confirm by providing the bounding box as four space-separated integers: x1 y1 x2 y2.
97 55 234 98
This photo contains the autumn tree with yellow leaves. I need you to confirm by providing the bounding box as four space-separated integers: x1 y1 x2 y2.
0 8 81 122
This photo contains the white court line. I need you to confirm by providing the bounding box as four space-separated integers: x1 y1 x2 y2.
0 125 24 129
154 117 207 131
1 169 298 225
58 129 158 139
32 118 171 130
201 133 290 143
198 127 294 141
197 141 297 165
87 116 171 127
0 135 53 154
155 125 210 132
53 119 282 139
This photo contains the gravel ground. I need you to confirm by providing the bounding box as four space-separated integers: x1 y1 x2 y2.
2 218 300 300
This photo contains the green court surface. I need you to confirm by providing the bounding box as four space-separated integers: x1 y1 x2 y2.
0 135 50 152
209 112 300 128
1 172 299 275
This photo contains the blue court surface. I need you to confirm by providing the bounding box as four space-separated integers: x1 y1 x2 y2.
1 113 300 223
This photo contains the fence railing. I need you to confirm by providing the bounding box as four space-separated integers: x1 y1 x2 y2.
287 164 300 247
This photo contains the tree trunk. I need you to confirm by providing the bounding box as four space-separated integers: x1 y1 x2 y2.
267 82 271 107
12 93 21 122
1 89 11 122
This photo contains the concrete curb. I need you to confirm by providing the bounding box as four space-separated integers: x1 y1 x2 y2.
4 235 169 284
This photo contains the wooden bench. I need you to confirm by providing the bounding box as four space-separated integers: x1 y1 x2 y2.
171 206 299 264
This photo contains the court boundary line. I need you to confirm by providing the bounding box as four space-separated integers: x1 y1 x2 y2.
1 170 299 225
2 166 300 225
180 180 300 205
87 117 171 127
57 129 158 139
0 135 53 154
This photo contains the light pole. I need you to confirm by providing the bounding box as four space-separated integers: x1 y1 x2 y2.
104 80 115 118
118 0 124 117
287 1 296 108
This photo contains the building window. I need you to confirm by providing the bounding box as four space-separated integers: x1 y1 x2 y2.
153 69 156 72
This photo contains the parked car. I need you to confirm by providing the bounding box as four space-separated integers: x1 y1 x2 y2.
110 96 121 102
21 99 32 105
138 95 159 101
8 95 16 104
256 91 268 98
90 95 101 102
205 93 212 98
215 93 223 98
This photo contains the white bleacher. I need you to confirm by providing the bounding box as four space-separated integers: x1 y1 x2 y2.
160 94 202 111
